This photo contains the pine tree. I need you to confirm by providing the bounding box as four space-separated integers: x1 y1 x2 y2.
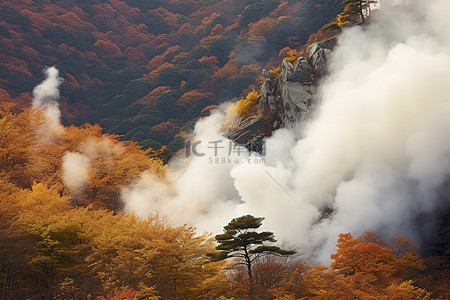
210 215 295 300
337 0 378 26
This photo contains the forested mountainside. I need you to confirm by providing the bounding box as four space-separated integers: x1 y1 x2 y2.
1 102 449 299
1 0 450 299
0 0 341 150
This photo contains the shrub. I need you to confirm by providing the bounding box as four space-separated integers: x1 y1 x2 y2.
283 49 300 64
321 21 340 30
236 89 259 118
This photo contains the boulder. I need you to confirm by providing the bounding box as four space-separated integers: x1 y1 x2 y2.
306 38 336 56
293 57 312 83
226 37 336 150
259 79 277 116
282 82 313 125
225 116 266 146
306 38 336 75
280 60 295 82
277 54 314 128
310 48 332 74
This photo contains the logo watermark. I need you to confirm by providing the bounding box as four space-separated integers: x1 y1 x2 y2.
208 157 267 165
185 139 266 165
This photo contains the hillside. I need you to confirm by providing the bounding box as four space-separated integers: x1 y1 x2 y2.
0 100 448 300
1 0 450 299
0 0 341 150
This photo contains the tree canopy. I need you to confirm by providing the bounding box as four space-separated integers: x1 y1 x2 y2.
0 0 343 151
211 215 295 299
337 0 378 26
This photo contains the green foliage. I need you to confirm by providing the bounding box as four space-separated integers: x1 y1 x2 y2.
1 0 344 153
141 13 172 34
197 0 221 7
212 215 295 275
267 0 342 49
239 1 281 27
124 78 155 103
207 36 235 65
322 21 340 31
0 24 11 38
337 0 377 26
156 69 182 88
167 136 185 152
42 26 76 44
154 146 174 164
123 0 162 11
0 102 448 299
212 215 295 299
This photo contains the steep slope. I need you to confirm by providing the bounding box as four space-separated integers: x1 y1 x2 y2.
225 31 339 149
0 0 342 150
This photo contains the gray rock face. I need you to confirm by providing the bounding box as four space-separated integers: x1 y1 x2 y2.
293 57 312 83
258 80 277 116
280 60 295 81
310 48 332 74
306 38 336 75
276 38 336 129
225 37 336 148
306 38 336 55
282 81 313 124
277 53 314 129
224 116 266 146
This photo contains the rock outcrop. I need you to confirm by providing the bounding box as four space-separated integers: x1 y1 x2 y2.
223 116 266 146
224 38 336 146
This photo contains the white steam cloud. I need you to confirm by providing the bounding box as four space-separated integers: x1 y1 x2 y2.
61 137 124 196
122 0 450 262
32 66 63 126
31 66 64 142
62 152 91 197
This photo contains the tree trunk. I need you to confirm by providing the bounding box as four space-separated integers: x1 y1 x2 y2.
247 262 254 300
244 246 254 300
359 0 365 23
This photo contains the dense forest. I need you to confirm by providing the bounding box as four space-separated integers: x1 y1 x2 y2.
1 102 449 299
0 0 341 151
1 0 450 299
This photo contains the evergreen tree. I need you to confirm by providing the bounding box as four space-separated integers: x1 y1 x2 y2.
337 0 378 26
211 215 296 299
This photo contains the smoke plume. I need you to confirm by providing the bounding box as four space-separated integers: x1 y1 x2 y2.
61 137 124 196
32 66 64 140
62 152 91 197
32 66 63 125
122 0 450 262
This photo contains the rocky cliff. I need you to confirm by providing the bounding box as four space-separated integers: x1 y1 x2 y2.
224 38 337 149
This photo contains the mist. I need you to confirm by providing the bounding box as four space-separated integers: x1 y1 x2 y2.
31 66 65 142
31 67 92 198
120 0 450 262
32 66 63 127
62 152 90 197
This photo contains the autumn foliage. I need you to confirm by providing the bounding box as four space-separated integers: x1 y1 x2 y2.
298 233 432 300
0 0 346 151
177 89 214 106
283 49 301 64
1 0 449 299
0 102 223 299
0 101 449 299
236 89 259 119
137 86 171 104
